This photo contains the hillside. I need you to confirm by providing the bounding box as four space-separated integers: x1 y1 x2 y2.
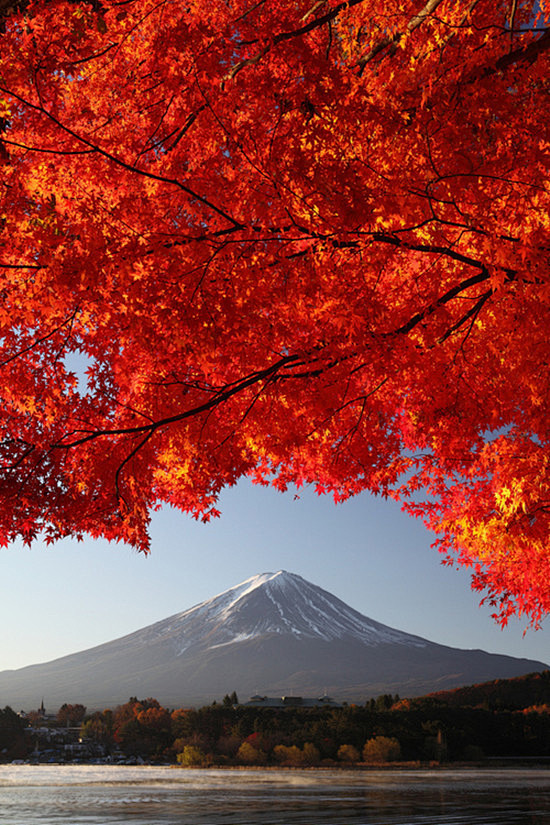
423 669 550 710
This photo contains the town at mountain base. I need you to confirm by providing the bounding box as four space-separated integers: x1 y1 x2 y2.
0 572 546 711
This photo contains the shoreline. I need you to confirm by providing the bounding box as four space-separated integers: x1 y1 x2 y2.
169 761 550 772
5 760 549 772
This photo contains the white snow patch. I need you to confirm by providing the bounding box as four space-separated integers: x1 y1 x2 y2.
209 632 257 649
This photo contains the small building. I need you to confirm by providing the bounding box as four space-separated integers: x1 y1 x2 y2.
243 695 342 708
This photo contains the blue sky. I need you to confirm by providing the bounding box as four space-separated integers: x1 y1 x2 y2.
0 478 547 679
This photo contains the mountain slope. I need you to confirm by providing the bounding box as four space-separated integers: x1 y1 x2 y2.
0 571 546 710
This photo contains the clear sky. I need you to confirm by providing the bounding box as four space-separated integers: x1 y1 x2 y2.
0 478 547 678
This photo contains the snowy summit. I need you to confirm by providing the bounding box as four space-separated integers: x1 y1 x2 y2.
166 570 427 653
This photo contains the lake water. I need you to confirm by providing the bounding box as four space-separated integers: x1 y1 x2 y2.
0 765 549 824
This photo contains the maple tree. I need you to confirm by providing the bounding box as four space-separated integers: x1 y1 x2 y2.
56 702 86 727
0 0 549 625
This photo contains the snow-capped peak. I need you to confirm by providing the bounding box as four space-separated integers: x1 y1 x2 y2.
179 572 283 621
156 571 428 654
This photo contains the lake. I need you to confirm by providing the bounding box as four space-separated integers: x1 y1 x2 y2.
0 765 549 824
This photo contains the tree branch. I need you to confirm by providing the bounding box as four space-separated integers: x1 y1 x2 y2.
0 308 80 369
54 354 302 448
391 270 492 338
488 27 550 75
437 289 493 343
0 86 244 230
357 0 445 70
227 0 367 80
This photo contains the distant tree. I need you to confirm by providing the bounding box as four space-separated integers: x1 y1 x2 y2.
57 703 86 727
80 710 113 746
0 707 26 761
363 736 401 763
302 742 321 766
460 744 485 762
337 744 360 764
177 745 207 767
216 733 242 759
115 718 142 755
25 710 44 728
222 691 239 707
423 726 448 761
135 705 172 756
112 697 171 757
235 741 267 765
375 694 399 712
273 744 307 767
170 708 192 739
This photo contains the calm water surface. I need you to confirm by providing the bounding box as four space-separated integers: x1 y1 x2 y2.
0 765 549 824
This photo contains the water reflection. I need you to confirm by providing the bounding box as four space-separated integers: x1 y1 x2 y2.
1 766 550 824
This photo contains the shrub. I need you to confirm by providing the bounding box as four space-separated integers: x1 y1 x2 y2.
177 745 207 767
337 743 360 763
235 741 267 765
302 742 321 766
362 736 401 763
273 744 304 766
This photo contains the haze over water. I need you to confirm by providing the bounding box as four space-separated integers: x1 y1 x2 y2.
1 765 550 824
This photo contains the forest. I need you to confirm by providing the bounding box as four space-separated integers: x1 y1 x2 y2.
2 671 550 765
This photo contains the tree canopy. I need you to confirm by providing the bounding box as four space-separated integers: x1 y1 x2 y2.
0 0 549 625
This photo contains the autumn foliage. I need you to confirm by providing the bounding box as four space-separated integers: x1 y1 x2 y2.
0 1 549 624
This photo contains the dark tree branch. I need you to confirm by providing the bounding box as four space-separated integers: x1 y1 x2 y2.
54 354 302 448
0 86 244 230
438 289 493 343
0 308 80 369
227 0 368 79
357 0 444 69
488 27 550 75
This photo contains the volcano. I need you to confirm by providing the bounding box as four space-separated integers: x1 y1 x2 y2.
0 571 546 710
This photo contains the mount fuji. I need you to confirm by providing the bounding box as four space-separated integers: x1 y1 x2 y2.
0 571 547 710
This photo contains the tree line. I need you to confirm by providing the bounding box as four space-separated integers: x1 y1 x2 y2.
69 694 550 765
2 671 549 764
2 693 548 765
